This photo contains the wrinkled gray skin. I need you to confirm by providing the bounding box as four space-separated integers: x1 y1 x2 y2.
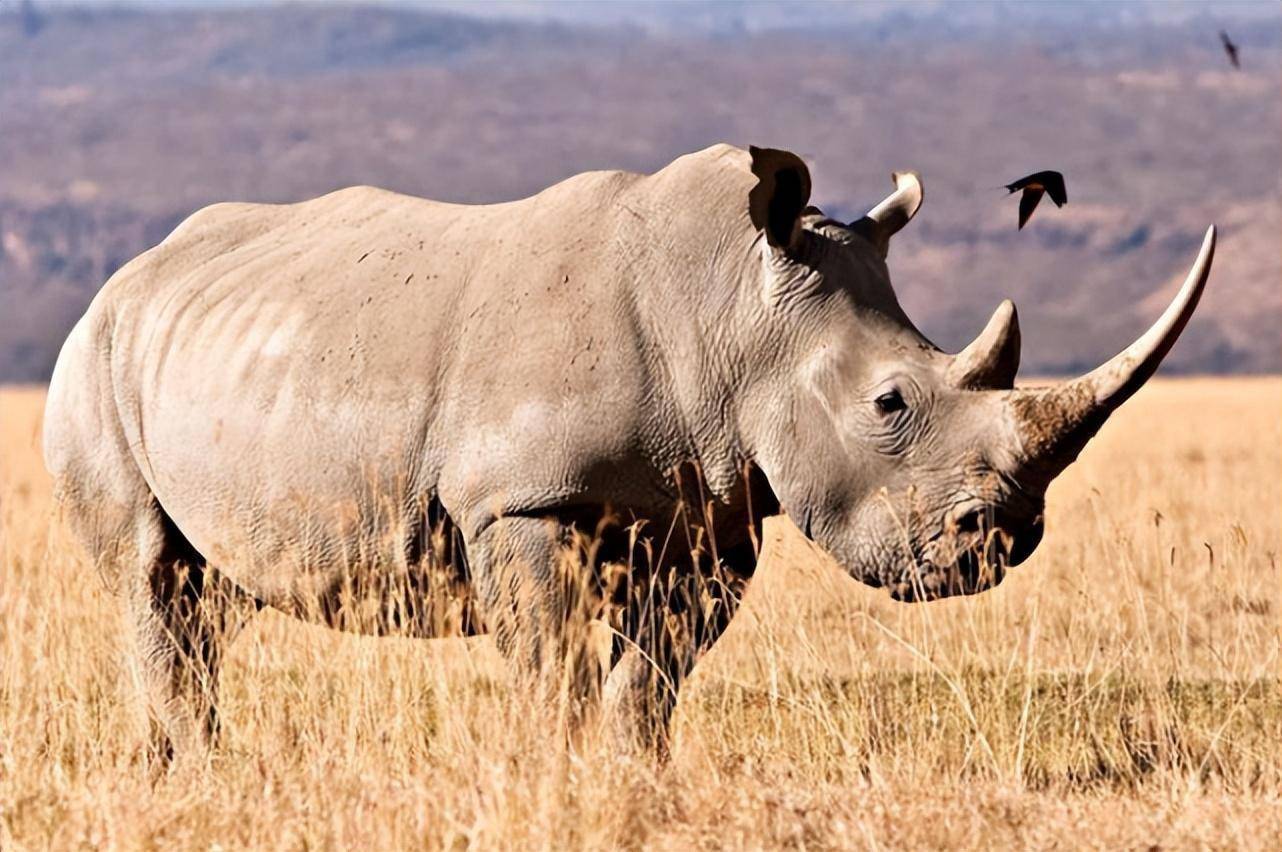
43 144 1215 763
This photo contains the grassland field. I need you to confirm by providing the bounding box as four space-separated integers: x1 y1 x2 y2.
1 379 1279 850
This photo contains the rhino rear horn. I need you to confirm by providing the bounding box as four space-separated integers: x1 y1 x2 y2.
850 171 923 258
948 300 1021 390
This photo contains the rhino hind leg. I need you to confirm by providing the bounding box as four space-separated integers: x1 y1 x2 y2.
55 478 259 767
125 512 261 767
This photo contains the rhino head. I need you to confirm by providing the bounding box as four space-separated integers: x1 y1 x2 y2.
742 146 1215 602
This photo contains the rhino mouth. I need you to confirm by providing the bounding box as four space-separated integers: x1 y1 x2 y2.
890 533 1012 603
888 505 1046 603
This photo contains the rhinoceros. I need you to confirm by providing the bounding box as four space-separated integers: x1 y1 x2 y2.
43 144 1214 762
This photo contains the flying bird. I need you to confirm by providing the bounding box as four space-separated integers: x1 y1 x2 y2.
1005 170 1067 230
1220 30 1240 69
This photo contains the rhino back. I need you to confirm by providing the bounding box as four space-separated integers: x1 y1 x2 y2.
78 165 718 594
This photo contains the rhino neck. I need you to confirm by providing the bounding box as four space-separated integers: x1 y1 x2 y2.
610 151 777 509
629 239 765 507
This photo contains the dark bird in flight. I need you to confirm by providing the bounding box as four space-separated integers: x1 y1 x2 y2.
1220 30 1240 69
1005 170 1067 230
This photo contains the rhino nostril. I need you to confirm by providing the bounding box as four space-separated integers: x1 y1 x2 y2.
956 510 984 535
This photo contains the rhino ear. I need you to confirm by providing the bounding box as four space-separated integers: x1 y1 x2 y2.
850 170 923 259
749 146 812 252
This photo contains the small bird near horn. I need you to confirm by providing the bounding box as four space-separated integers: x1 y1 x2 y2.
1005 170 1067 230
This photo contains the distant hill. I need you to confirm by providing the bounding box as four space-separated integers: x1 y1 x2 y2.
1 2 1278 381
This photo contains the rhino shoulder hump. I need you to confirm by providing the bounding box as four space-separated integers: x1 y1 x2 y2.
162 200 280 245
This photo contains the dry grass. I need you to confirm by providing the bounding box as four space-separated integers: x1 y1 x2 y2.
1 378 1279 850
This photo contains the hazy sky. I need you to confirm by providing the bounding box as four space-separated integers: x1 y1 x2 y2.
21 0 1279 33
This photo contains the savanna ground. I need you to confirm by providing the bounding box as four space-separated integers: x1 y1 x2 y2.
1 379 1279 850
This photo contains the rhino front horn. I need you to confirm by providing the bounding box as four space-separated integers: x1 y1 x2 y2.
1013 225 1216 478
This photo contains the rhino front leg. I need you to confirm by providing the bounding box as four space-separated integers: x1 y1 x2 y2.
602 539 755 760
467 516 604 731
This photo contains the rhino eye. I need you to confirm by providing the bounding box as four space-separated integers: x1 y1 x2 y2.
874 389 907 415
